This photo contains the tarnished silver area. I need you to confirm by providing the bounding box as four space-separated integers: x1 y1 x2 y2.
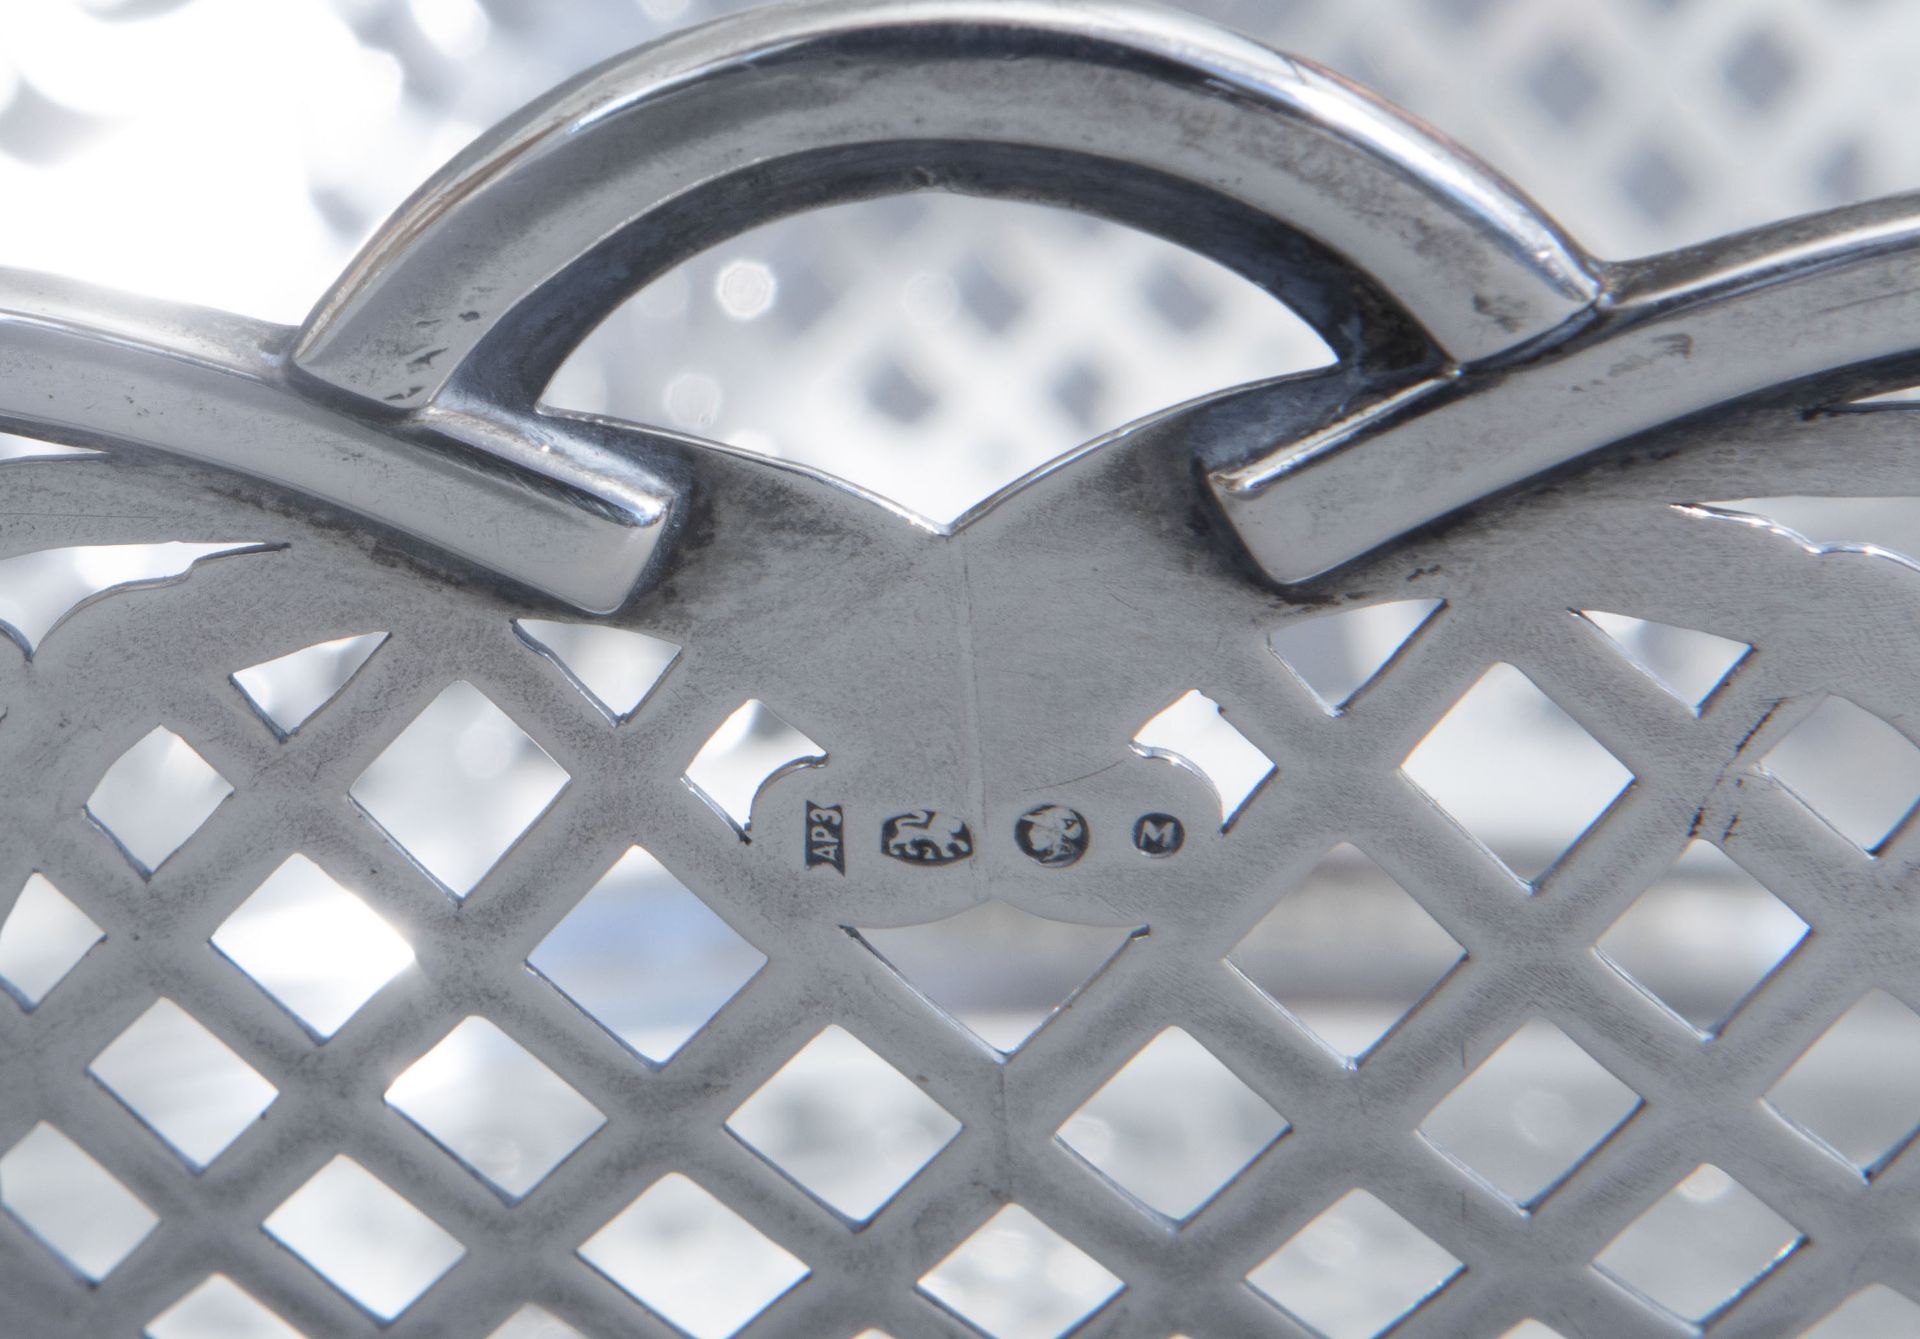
8 2 1920 1336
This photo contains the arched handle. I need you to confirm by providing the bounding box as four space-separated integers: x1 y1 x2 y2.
30 1 1912 610
291 0 1599 413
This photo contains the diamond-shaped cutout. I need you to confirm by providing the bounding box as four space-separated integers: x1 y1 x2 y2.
856 901 1144 1053
1141 256 1218 332
0 873 103 1009
89 998 277 1170
0 430 95 463
1597 841 1808 1034
1763 695 1920 852
1229 844 1463 1063
1131 690 1276 829
1800 1285 1920 1338
211 854 415 1040
1269 599 1443 712
0 1122 158 1282
1764 990 1920 1175
1850 382 1920 404
147 1274 303 1339
514 619 680 722
1419 1018 1640 1206
232 632 387 738
530 845 764 1064
488 1305 586 1339
1620 141 1692 226
919 1204 1122 1338
1579 611 1748 712
1248 1189 1462 1338
351 681 569 897
682 699 825 838
1693 496 1920 561
1402 663 1633 883
386 1016 606 1200
1724 27 1796 112
86 725 233 876
0 541 267 658
1594 1164 1801 1322
264 1156 465 1322
578 1174 808 1339
726 1025 959 1221
1057 1027 1287 1220
1526 44 1600 126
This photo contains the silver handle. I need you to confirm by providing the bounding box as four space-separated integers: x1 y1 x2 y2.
13 0 1917 608
290 0 1598 411
18 0 1607 610
1216 194 1920 584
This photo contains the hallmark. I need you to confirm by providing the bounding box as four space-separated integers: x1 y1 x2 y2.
1132 812 1184 857
806 801 845 872
880 810 974 865
1015 804 1089 867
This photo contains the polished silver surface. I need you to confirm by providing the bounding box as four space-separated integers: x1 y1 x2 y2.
8 2 1920 1336
0 269 672 614
290 0 1600 409
1213 193 1920 583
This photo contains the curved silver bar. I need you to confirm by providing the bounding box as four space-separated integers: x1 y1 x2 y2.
0 270 672 613
291 0 1599 409
14 0 1920 607
1213 195 1920 583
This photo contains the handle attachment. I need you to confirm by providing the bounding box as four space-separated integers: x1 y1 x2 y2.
45 1 1906 607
